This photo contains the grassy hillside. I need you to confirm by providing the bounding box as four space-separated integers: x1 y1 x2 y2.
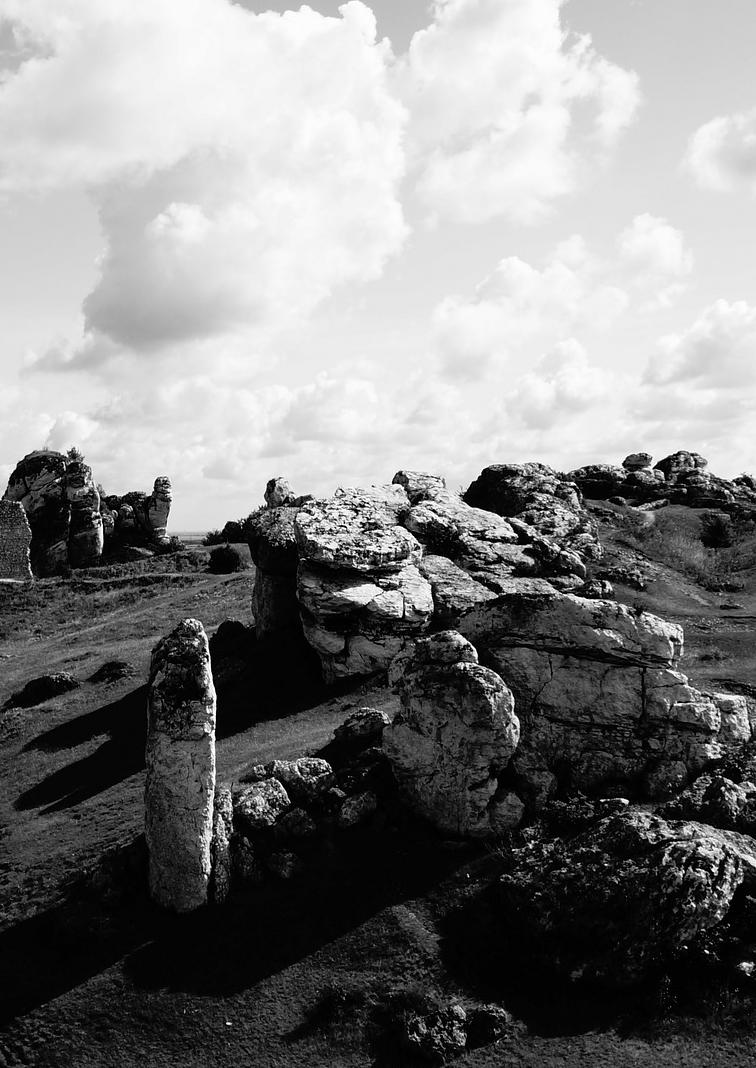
1 522 756 1067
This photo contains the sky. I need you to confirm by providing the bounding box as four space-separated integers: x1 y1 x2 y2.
1 0 756 529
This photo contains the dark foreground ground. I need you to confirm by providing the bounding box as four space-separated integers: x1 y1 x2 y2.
2 519 756 1067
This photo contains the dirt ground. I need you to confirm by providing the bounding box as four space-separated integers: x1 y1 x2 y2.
2 531 756 1067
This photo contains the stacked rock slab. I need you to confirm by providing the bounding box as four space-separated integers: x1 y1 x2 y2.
294 486 434 681
458 587 751 808
145 619 217 912
0 500 33 581
464 463 602 562
383 631 522 837
65 460 104 568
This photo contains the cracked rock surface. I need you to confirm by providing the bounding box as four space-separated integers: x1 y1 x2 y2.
145 618 216 913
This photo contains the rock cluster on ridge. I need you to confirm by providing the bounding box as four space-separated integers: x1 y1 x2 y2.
2 449 173 574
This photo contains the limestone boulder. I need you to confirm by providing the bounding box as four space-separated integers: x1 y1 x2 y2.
247 506 301 639
391 469 447 504
383 631 521 837
65 461 104 568
235 778 291 833
145 619 216 913
458 587 746 808
464 462 602 561
145 476 172 545
654 450 708 480
294 486 418 572
499 809 756 985
3 450 70 575
622 452 653 471
0 499 33 581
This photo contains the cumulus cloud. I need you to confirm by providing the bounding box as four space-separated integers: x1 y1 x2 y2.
646 299 756 389
0 0 408 354
617 213 693 307
505 338 611 428
685 107 756 192
397 0 640 223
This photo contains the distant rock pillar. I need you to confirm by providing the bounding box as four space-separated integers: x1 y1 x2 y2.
145 618 217 912
146 476 172 545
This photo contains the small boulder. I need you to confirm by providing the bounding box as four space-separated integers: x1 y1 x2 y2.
6 672 79 709
333 707 391 748
337 790 378 829
402 1004 467 1064
235 778 291 833
267 757 335 804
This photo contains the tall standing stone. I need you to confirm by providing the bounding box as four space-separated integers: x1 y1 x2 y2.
0 500 33 581
145 618 217 912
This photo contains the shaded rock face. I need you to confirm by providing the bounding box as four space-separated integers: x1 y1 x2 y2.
463 463 602 562
145 619 217 913
458 589 750 808
65 461 104 568
383 631 521 837
247 506 301 640
108 476 173 547
4 451 73 575
0 499 33 581
499 809 756 986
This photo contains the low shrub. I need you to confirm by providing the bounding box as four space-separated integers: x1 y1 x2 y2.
208 543 246 574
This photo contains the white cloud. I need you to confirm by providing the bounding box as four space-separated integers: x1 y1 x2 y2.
397 0 640 223
0 0 408 354
506 338 611 428
685 107 756 192
646 299 756 389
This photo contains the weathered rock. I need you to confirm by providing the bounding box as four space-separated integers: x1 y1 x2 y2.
235 778 291 833
231 835 263 885
4 450 70 575
459 588 744 808
0 500 33 581
65 461 104 567
267 849 303 879
275 806 318 839
210 784 233 905
106 475 173 548
266 757 335 804
418 554 499 625
384 631 520 837
145 619 216 912
294 486 417 572
622 452 653 471
403 1004 468 1064
333 707 391 747
499 809 756 985
247 506 301 639
464 463 602 562
337 790 378 829
660 773 756 833
466 1005 514 1048
5 672 79 709
265 476 296 508
88 659 134 684
298 559 433 682
654 450 708 480
145 476 172 545
391 469 447 504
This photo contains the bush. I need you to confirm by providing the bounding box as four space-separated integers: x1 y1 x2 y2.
208 543 246 574
700 512 734 550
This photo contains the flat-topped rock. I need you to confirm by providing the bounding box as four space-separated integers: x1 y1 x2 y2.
295 486 419 572
391 470 447 504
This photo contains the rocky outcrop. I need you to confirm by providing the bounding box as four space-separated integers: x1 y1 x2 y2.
463 463 602 562
294 487 433 681
0 499 33 581
65 461 104 568
106 476 173 548
458 586 751 808
571 450 756 511
499 809 756 986
3 450 175 573
383 631 521 837
247 506 301 639
145 619 217 912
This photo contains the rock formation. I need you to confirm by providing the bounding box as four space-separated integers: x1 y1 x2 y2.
458 587 750 808
145 619 216 912
3 450 174 573
383 631 521 837
294 486 434 681
65 460 104 568
247 506 301 640
571 449 756 512
499 809 756 985
0 499 33 581
464 462 602 562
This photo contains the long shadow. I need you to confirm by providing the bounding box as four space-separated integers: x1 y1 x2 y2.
17 631 356 814
0 820 474 1027
15 687 149 813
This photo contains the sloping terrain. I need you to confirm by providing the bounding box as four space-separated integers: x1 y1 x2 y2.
1 529 756 1067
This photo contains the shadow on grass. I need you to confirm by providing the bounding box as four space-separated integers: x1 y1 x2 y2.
0 820 473 1028
16 632 351 814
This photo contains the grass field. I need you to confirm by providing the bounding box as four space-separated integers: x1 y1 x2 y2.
2 519 756 1067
